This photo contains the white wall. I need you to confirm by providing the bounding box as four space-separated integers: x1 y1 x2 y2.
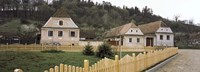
79 41 103 46
43 17 79 28
156 27 173 33
125 28 144 35
123 36 144 48
41 28 80 45
155 33 174 46
155 27 174 46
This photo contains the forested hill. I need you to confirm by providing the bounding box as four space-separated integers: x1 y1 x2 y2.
0 0 200 37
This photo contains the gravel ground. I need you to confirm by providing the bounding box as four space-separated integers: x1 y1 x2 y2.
157 49 200 72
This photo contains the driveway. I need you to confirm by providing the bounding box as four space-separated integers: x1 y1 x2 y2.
157 49 200 72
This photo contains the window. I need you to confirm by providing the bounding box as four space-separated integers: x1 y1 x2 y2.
58 31 63 37
136 30 138 32
131 30 133 32
129 38 132 43
70 31 75 37
160 35 163 40
137 38 140 43
59 21 63 26
48 31 53 36
167 35 170 40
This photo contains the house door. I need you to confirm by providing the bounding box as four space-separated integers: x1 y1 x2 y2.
146 38 153 46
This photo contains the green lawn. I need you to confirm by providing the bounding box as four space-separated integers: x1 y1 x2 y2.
0 51 141 72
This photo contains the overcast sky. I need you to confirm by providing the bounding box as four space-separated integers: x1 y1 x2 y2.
91 0 200 24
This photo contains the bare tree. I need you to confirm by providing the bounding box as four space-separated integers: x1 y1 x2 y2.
174 14 180 22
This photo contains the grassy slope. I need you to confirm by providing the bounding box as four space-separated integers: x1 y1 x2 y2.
0 19 21 34
0 19 40 34
0 51 140 72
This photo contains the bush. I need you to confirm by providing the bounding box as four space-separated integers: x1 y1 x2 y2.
83 44 95 56
96 43 114 58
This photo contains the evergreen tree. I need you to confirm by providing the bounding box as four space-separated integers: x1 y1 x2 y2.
96 43 114 58
83 43 94 56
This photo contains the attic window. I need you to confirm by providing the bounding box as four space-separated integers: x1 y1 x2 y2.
59 21 63 26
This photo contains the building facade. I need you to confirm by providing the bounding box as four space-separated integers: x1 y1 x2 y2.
40 8 79 45
105 21 174 47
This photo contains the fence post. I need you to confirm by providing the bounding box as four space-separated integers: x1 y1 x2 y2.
69 65 72 72
76 67 79 72
14 69 23 72
25 43 27 49
49 68 54 72
42 44 44 51
60 64 64 72
143 52 147 69
35 43 36 50
6 43 8 50
84 60 89 72
55 66 59 72
115 55 119 72
72 66 75 72
56 45 59 51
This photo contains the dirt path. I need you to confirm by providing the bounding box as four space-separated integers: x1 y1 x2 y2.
157 49 200 72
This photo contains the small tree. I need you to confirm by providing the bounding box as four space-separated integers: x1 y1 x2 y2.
96 43 114 58
82 43 94 56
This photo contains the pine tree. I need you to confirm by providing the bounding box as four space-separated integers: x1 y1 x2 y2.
82 43 94 56
96 43 114 58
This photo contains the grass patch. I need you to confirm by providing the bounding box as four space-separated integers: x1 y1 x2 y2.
0 51 140 72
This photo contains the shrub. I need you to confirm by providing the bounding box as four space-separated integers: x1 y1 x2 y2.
83 44 95 56
96 43 114 58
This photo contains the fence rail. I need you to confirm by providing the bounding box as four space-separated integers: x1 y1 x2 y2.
14 47 178 72
0 43 85 52
0 44 160 52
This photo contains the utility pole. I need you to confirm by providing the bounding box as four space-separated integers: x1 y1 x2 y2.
119 35 122 59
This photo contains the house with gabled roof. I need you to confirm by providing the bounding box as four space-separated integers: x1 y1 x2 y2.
105 22 144 47
139 21 174 47
40 7 79 45
105 21 174 47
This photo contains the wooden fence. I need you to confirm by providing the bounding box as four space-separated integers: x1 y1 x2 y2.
24 47 177 72
0 44 160 52
0 43 85 52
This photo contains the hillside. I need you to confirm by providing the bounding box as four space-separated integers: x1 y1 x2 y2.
0 0 199 48
0 0 199 34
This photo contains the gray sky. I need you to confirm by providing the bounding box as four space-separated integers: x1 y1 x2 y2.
91 0 200 24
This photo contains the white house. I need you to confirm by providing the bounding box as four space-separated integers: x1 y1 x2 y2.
40 7 80 45
105 21 174 47
139 21 174 47
105 22 144 48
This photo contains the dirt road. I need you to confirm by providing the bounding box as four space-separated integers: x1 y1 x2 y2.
157 49 200 72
